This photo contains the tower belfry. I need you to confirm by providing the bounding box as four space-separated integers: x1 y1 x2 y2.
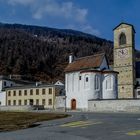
113 23 136 98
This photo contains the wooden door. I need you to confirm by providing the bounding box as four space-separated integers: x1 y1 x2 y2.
71 99 76 110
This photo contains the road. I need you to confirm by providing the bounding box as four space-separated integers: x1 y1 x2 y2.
0 112 140 140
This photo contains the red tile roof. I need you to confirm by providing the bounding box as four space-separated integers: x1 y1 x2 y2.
65 53 105 73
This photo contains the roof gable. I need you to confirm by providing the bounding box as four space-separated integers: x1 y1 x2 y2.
113 22 136 33
65 53 105 73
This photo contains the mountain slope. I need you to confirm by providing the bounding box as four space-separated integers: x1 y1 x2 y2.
0 23 113 82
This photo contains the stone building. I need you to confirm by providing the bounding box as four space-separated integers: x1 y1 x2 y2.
65 53 118 110
65 22 140 110
113 22 140 98
113 23 136 98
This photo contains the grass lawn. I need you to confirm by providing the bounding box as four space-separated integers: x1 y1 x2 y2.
0 112 69 132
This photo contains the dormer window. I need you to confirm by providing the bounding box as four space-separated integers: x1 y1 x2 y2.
119 33 126 45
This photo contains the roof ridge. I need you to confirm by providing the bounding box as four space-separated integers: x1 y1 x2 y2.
75 53 105 61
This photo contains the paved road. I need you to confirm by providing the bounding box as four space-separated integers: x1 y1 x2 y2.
0 112 140 140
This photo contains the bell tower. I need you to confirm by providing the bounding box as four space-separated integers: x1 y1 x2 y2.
113 23 136 98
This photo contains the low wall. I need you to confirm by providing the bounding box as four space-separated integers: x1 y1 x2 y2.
88 99 140 113
55 96 65 111
0 105 44 111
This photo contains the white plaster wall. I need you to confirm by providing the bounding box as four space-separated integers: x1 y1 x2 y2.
102 73 118 99
89 73 102 99
66 72 102 110
0 91 6 106
66 72 89 110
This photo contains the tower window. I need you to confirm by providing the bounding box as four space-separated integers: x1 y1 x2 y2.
119 33 126 45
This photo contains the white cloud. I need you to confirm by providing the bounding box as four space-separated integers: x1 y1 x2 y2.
82 25 100 35
33 1 88 23
66 24 100 36
8 0 88 23
7 0 100 35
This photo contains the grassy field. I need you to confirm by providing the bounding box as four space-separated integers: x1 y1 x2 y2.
0 112 68 132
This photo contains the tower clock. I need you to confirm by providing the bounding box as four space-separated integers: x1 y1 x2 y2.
113 23 136 98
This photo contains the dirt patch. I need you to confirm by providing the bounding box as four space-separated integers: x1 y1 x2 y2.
0 112 68 132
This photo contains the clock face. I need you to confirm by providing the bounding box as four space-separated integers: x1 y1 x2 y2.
117 48 129 58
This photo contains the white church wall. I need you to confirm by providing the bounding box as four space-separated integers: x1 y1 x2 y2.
66 71 104 110
102 73 118 99
66 72 89 110
89 73 102 99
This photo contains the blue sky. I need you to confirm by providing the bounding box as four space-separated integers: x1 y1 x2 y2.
0 0 140 49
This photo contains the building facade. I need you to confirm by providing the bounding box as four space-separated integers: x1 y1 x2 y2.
113 23 136 98
6 85 56 109
65 54 118 110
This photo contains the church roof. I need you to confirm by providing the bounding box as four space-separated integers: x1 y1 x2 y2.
65 53 105 73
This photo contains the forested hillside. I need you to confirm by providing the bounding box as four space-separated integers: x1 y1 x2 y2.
0 23 114 82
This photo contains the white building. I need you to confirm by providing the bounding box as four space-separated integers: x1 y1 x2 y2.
65 53 118 110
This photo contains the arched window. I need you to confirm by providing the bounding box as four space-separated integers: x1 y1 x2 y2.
119 33 126 45
95 75 100 90
84 74 90 89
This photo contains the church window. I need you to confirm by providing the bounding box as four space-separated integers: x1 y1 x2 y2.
84 75 90 89
95 75 100 90
86 77 88 82
119 33 126 45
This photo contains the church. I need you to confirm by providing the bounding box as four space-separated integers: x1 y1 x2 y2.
65 22 140 110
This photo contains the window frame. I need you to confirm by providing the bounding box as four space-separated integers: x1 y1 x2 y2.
95 75 100 90
119 32 126 46
36 89 39 95
48 99 52 105
42 89 46 95
49 88 52 95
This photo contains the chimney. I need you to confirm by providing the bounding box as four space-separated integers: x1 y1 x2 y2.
69 54 74 63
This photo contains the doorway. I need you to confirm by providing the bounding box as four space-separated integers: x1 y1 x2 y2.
71 99 76 110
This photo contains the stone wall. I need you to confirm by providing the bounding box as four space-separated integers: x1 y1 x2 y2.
55 96 66 111
88 99 140 113
0 105 43 111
